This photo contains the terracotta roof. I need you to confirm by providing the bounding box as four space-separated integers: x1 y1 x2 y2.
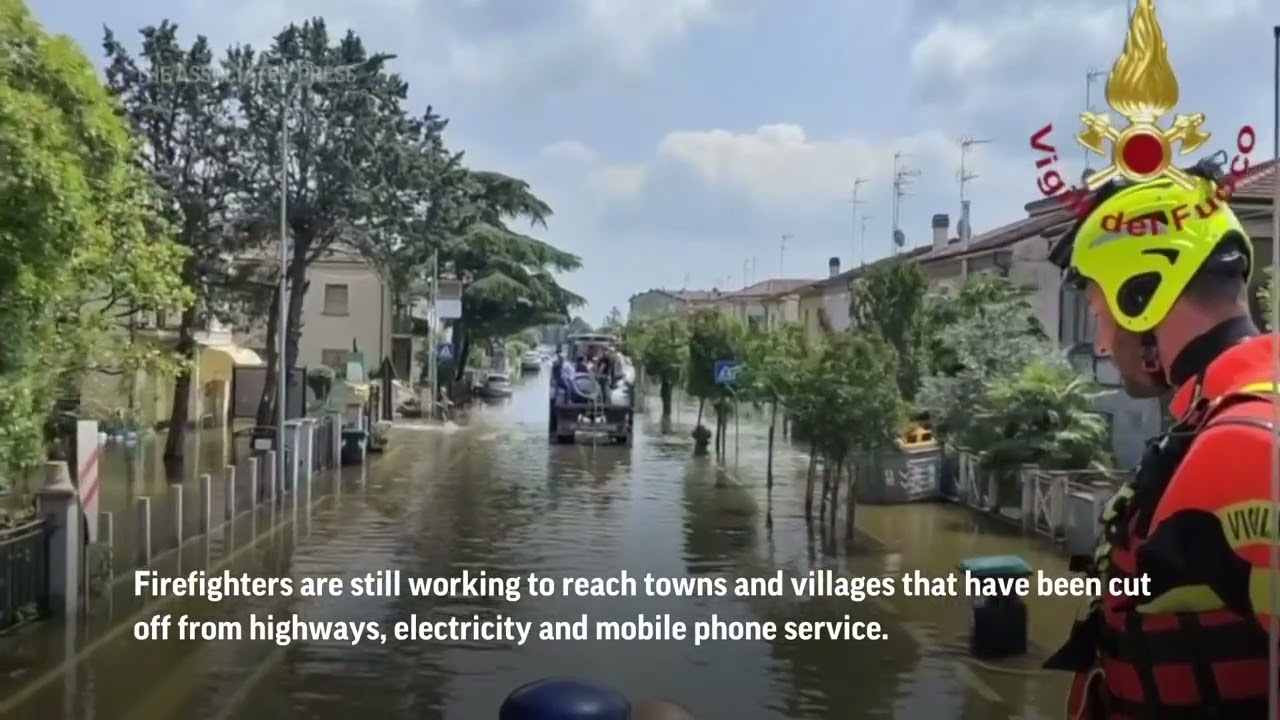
1231 158 1278 201
918 160 1280 265
720 278 819 299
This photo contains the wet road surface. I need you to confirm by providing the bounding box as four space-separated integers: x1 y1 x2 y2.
0 375 1077 719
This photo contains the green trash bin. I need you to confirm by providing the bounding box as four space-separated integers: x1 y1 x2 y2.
958 554 1032 660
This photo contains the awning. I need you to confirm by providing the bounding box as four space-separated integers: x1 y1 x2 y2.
199 342 264 367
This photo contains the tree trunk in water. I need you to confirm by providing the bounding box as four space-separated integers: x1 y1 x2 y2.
829 458 842 536
659 381 673 420
695 398 705 426
254 289 282 427
819 462 831 522
163 303 200 463
765 401 777 492
803 444 817 521
844 463 857 543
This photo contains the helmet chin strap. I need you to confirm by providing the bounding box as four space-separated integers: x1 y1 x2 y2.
1139 331 1172 392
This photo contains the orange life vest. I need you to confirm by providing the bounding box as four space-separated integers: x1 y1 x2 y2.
1053 326 1279 719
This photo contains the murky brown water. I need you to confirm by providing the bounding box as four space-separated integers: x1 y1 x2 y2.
0 378 1078 719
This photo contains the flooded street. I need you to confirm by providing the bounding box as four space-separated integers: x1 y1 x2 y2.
1 376 1078 719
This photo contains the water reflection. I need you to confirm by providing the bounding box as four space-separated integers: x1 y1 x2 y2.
0 381 1079 720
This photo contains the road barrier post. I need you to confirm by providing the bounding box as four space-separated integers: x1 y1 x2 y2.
224 465 237 522
36 461 81 620
199 474 212 534
170 485 184 552
135 496 152 566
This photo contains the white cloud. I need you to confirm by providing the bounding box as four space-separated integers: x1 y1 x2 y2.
908 0 1265 115
657 123 988 209
542 140 598 163
182 0 746 98
589 164 648 197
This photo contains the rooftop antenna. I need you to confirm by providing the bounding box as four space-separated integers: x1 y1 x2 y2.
849 178 869 270
959 137 992 245
958 137 991 203
859 215 873 266
891 152 920 254
1085 69 1107 174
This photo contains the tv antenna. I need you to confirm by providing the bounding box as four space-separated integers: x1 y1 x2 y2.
891 152 920 253
849 178 869 268
959 137 991 203
1085 69 1107 174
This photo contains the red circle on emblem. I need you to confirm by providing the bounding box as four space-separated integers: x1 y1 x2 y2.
1120 131 1165 175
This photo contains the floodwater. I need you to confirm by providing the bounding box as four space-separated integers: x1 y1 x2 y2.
0 375 1081 719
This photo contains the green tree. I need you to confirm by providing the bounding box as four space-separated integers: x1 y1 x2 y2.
230 19 406 426
565 316 593 336
962 360 1112 477
917 275 1054 440
848 259 929 401
685 310 744 457
0 0 187 475
737 322 805 492
788 332 904 532
436 170 584 377
102 22 246 462
628 315 689 422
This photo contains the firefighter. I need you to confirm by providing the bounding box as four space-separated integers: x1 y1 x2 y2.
1046 168 1280 717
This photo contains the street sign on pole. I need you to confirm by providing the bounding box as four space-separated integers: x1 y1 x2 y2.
714 360 740 386
437 342 454 362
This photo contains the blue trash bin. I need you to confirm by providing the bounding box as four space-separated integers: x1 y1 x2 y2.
500 678 630 720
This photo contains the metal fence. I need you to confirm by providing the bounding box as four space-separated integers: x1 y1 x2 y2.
0 517 50 632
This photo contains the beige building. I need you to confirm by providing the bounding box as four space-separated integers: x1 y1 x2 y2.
713 278 820 330
80 314 262 430
627 289 720 321
235 243 407 379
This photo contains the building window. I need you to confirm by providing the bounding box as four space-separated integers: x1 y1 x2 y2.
1059 283 1095 347
323 284 349 316
321 349 351 375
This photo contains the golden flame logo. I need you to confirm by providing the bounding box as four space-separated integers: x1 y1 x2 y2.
1077 0 1209 189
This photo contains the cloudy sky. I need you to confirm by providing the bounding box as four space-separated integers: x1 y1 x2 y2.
31 0 1274 323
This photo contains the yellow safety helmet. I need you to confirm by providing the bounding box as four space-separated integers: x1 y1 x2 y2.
1054 174 1252 334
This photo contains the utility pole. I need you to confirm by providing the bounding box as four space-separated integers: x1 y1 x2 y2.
1085 69 1107 174
849 178 869 269
779 234 792 276
427 250 439 419
859 215 873 266
891 152 921 255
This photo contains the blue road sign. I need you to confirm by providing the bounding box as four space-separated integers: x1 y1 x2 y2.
437 342 454 362
714 360 740 385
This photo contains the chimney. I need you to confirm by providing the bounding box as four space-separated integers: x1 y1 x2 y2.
828 256 840 277
931 214 949 251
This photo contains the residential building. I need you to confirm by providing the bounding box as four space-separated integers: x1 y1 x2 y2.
80 314 262 430
234 242 398 378
627 289 721 321
714 278 818 329
760 288 801 329
912 161 1278 467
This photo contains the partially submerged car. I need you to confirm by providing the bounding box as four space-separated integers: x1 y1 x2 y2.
479 372 513 398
